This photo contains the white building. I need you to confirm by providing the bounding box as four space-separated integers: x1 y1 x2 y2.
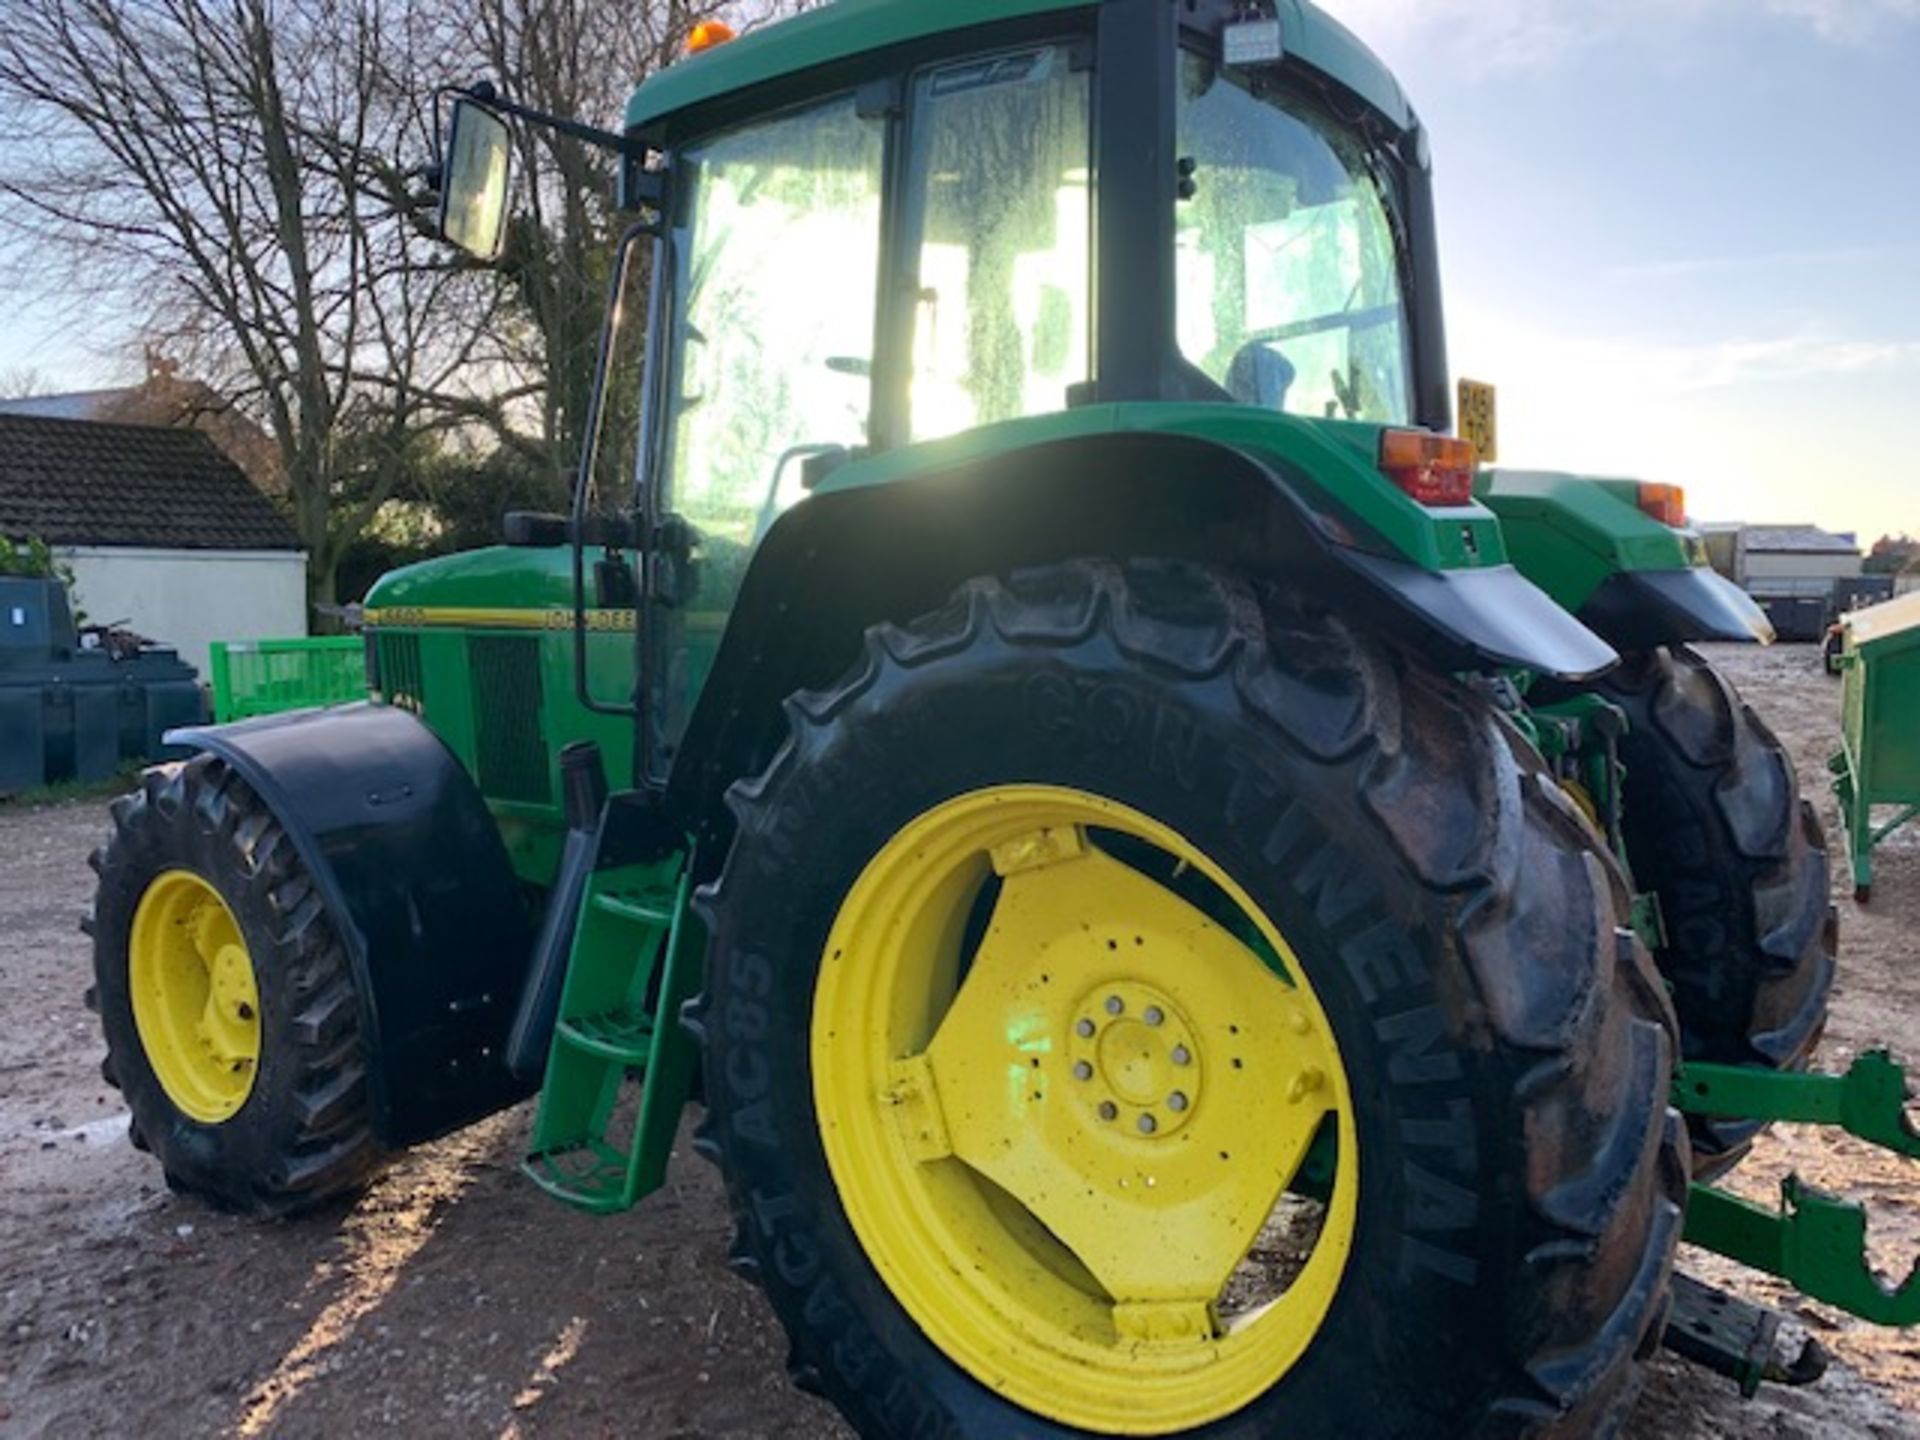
0 413 305 679
1738 525 1864 588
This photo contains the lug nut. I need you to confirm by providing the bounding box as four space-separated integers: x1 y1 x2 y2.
1073 1061 1094 1081
1105 996 1124 1016
1098 1101 1118 1121
1137 1114 1157 1135
1076 1018 1095 1038
1168 1091 1189 1112
1171 1045 1191 1066
1143 1006 1164 1027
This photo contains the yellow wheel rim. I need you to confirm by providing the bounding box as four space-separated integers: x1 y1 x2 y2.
813 786 1360 1435
129 870 261 1124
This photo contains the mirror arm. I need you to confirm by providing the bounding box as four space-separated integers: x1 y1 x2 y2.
439 81 665 215
451 80 644 158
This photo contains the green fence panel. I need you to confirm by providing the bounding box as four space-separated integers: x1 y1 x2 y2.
209 637 368 722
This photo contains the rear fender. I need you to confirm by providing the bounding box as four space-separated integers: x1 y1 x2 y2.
1479 468 1773 647
664 428 1616 856
1578 567 1774 650
169 703 536 1147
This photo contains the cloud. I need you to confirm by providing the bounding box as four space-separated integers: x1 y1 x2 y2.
1445 307 1920 537
1611 244 1920 281
1453 305 1920 400
1761 0 1920 42
1316 0 1590 68
1315 0 1920 71
1654 336 1920 391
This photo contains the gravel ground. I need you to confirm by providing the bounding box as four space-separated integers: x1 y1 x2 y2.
1 642 1915 1438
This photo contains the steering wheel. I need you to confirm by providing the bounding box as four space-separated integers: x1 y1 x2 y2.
1238 302 1399 350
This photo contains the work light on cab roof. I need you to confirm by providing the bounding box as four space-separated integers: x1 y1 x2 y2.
686 19 734 55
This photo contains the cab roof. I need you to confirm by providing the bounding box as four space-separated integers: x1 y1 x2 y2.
624 0 1411 137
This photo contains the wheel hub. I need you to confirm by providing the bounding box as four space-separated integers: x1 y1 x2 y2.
128 870 262 1123
814 785 1361 1434
1071 981 1200 1137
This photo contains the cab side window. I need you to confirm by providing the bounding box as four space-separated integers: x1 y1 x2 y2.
656 96 886 747
903 47 1092 442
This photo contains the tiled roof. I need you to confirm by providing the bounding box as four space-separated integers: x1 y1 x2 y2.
1744 525 1859 555
0 413 300 551
0 389 128 422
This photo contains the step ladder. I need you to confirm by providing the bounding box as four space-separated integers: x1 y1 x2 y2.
522 854 703 1214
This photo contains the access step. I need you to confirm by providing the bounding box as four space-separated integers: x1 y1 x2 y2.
522 852 704 1214
524 1137 638 1214
1661 1272 1828 1397
591 887 676 927
554 1006 655 1064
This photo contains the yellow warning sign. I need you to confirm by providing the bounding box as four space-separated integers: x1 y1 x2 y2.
1457 379 1498 465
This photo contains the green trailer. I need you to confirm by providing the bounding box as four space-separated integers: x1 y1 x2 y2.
81 4 1917 1436
1830 590 1920 900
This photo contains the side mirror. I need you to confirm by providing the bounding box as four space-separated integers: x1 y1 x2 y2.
439 97 512 261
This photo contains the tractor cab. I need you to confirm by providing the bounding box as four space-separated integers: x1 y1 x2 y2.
625 15 1429 457
436 0 1497 783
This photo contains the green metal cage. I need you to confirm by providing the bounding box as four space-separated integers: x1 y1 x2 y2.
208 636 368 723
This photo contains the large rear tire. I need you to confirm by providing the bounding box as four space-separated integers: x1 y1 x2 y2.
87 757 384 1214
695 561 1687 1439
1598 647 1836 1174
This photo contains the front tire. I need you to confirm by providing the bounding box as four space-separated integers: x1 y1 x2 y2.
696 561 1686 1439
88 758 383 1214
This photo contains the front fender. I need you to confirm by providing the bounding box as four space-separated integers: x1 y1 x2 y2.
168 703 535 1147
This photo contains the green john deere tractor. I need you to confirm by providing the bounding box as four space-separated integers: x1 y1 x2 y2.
86 3 1916 1435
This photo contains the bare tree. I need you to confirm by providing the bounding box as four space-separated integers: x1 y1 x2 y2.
0 0 817 608
467 0 705 482
463 1 827 472
0 0 520 608
0 365 53 400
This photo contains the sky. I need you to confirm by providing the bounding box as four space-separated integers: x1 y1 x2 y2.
1318 0 1920 542
2 0 1916 543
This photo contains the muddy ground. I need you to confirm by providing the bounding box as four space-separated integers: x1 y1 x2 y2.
1 643 1915 1438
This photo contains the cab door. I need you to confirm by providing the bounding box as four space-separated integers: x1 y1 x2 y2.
647 95 887 769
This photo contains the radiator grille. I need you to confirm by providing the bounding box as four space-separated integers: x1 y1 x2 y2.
468 634 550 804
374 632 425 715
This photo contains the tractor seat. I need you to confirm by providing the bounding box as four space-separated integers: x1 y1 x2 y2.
1226 341 1296 411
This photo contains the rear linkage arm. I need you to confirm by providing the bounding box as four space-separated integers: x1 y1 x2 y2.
1674 1050 1920 1327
